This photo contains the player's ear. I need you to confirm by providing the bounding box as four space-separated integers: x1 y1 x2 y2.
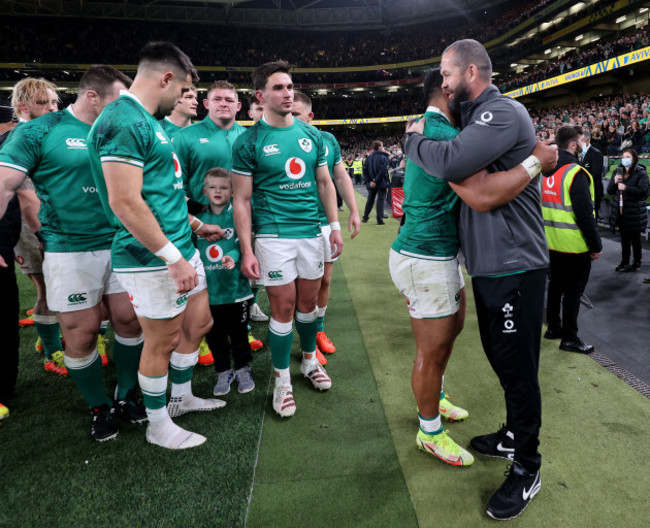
160 71 174 88
255 89 264 105
236 101 242 112
308 111 314 122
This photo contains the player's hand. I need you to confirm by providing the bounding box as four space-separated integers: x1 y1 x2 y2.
591 252 602 260
0 254 6 268
221 255 235 270
241 251 261 280
348 211 361 239
405 118 424 135
167 258 198 294
329 229 344 259
196 223 224 241
532 139 558 173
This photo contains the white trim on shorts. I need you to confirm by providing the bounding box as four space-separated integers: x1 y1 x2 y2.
389 248 464 319
117 249 206 320
255 237 324 287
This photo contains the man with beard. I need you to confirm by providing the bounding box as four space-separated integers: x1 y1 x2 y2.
403 39 553 520
88 42 225 449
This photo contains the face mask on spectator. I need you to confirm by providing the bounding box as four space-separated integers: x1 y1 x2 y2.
621 157 632 167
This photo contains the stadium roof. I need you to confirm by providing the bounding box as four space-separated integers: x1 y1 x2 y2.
1 0 512 30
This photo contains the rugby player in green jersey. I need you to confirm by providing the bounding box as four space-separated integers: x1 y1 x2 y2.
291 92 360 362
174 80 245 206
392 68 557 467
88 42 225 450
232 61 343 418
160 84 198 140
7 77 65 373
0 66 149 441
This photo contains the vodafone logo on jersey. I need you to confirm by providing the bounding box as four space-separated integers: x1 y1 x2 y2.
205 244 223 263
285 157 306 180
172 152 182 178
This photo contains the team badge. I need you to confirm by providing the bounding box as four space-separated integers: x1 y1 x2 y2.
223 228 234 240
206 244 223 263
298 138 312 153
285 157 306 180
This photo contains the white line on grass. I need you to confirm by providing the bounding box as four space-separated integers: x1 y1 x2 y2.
243 368 274 527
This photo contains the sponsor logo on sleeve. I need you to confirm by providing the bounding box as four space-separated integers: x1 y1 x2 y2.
475 111 494 127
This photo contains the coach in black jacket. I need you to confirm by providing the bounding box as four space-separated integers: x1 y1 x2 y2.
580 130 604 220
362 140 390 224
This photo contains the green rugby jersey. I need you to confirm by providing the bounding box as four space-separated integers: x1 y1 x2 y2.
196 201 252 305
392 107 460 259
87 91 194 272
174 118 246 204
316 129 342 223
0 107 115 252
231 117 327 239
159 117 184 141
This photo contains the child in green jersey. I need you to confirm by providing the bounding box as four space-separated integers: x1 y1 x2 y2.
196 168 255 395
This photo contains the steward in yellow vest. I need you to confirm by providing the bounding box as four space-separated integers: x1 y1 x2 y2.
541 125 602 354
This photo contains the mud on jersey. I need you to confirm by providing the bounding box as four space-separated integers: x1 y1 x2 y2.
87 91 194 272
0 107 115 252
231 118 327 239
174 118 246 205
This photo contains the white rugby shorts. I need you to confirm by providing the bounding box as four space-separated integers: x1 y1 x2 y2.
255 237 324 286
320 224 340 264
14 223 43 275
43 249 124 312
117 249 206 320
389 249 464 319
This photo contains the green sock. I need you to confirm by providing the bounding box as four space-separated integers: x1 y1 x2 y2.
34 319 63 360
268 318 293 369
113 333 144 399
64 351 112 408
138 372 168 416
252 286 260 304
315 306 327 332
295 310 317 353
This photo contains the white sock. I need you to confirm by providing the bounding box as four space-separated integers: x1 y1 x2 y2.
302 350 318 366
419 413 443 435
170 350 199 397
274 368 291 386
138 372 169 423
317 305 327 318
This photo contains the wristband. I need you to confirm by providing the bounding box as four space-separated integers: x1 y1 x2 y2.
189 216 203 233
155 242 182 265
520 155 542 180
329 221 341 231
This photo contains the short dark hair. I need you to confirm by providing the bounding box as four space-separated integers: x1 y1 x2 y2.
204 167 231 184
78 65 132 97
138 41 199 83
372 140 382 151
443 39 492 82
207 80 237 99
293 91 312 109
423 68 444 104
555 125 582 150
248 95 262 107
251 60 291 91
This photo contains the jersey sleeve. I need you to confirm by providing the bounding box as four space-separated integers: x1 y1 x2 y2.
172 129 192 191
231 133 255 177
314 131 327 168
94 110 151 168
0 121 46 175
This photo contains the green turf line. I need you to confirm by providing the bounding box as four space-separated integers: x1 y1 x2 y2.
245 260 418 528
1 270 273 528
340 193 650 527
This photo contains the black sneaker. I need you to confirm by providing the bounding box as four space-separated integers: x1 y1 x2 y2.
469 424 514 460
90 404 119 442
486 462 541 520
114 388 148 424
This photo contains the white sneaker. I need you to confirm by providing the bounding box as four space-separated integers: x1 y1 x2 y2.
272 384 296 418
249 303 269 322
146 417 206 450
300 361 332 391
167 394 226 418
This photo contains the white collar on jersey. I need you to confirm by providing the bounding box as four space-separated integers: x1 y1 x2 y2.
426 105 452 125
119 89 144 108
66 105 77 119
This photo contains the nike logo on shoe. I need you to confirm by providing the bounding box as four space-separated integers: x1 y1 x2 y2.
522 472 541 501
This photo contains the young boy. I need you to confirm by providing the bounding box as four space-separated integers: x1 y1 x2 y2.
197 168 255 395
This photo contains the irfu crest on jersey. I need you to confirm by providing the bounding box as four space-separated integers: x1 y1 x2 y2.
298 138 312 153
